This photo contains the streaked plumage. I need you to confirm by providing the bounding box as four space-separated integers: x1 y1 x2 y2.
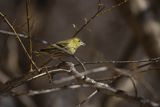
35 37 85 58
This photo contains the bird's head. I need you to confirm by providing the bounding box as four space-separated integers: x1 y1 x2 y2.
71 37 85 47
66 37 85 54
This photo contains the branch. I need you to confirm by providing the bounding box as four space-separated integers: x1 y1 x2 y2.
65 62 160 107
0 11 39 71
0 29 27 38
26 0 33 70
72 0 128 38
11 84 89 96
0 64 107 95
0 67 66 95
0 61 159 107
82 57 160 64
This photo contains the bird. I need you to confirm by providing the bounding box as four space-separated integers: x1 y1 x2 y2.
34 37 85 59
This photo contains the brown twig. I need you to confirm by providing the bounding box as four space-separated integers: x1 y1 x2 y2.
72 55 87 72
0 61 160 107
65 62 159 107
0 29 27 38
26 0 33 71
11 84 89 96
82 57 160 64
0 65 107 95
77 90 98 107
0 67 66 94
72 0 128 38
0 11 39 71
72 6 105 38
53 66 107 85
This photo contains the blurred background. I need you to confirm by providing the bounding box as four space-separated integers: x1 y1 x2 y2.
0 0 160 107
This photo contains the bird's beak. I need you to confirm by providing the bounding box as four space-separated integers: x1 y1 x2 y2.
80 41 86 46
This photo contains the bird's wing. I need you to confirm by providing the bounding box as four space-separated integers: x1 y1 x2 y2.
39 42 70 54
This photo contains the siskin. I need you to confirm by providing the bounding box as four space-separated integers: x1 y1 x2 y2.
35 37 85 58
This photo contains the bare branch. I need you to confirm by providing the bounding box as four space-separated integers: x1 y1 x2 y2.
82 57 160 65
11 84 89 96
65 62 160 107
77 90 98 107
0 29 27 38
26 0 33 70
72 0 128 38
0 67 66 94
0 11 39 71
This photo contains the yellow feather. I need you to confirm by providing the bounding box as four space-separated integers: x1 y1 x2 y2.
35 37 85 58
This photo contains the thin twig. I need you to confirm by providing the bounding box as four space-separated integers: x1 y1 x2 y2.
129 77 138 97
53 66 107 85
0 29 27 38
82 57 160 65
2 62 158 107
26 0 33 71
0 11 39 71
72 55 87 72
44 67 54 88
65 62 159 107
0 65 107 95
72 0 128 38
11 84 89 96
1 61 160 107
99 0 128 16
72 6 105 38
77 90 98 107
0 67 67 94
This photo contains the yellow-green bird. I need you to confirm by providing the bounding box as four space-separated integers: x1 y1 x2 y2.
35 37 85 58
